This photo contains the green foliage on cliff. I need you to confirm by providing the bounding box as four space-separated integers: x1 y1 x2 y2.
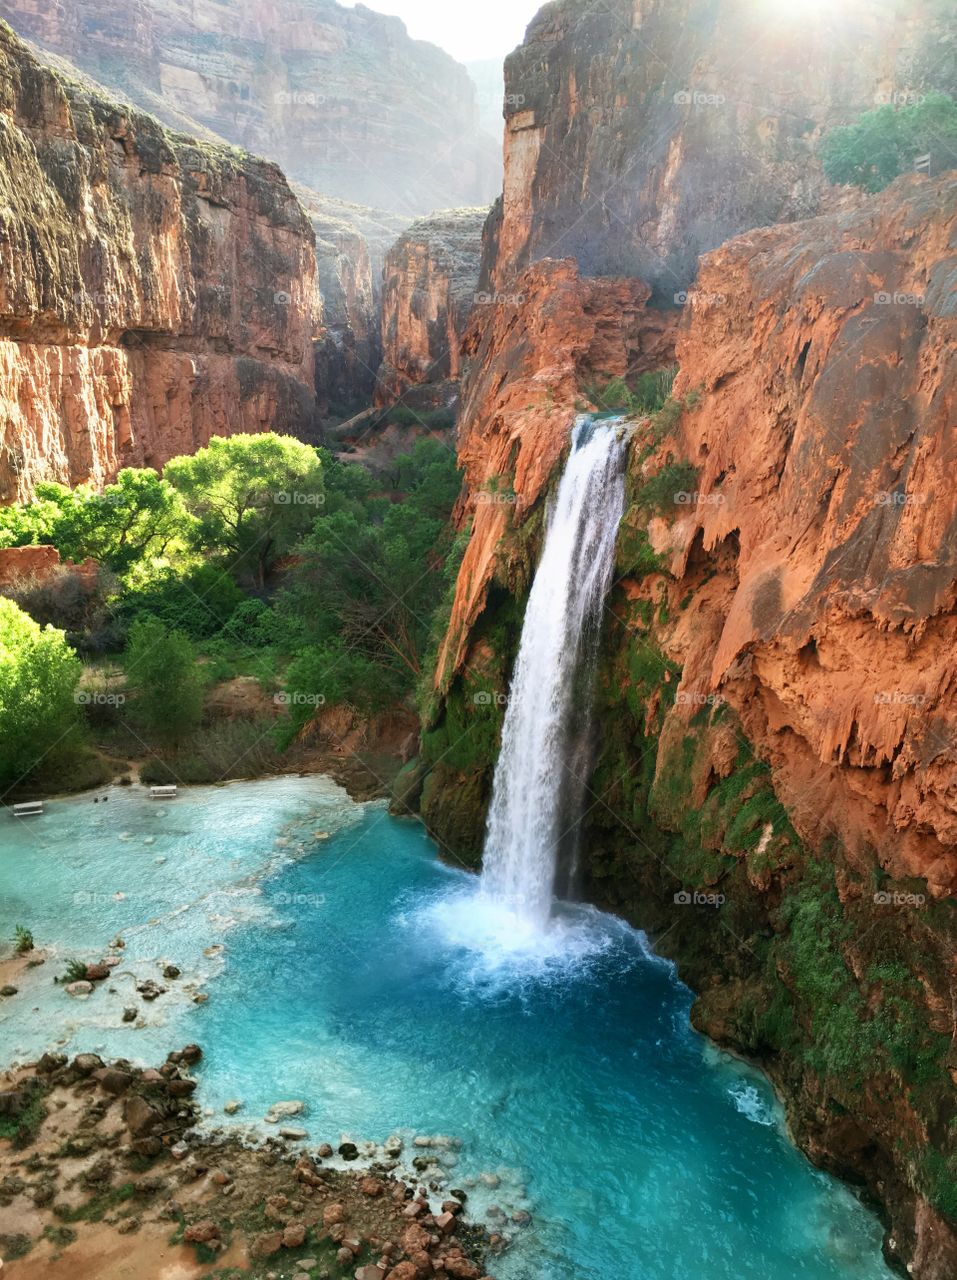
583 367 678 416
634 462 700 517
820 92 957 192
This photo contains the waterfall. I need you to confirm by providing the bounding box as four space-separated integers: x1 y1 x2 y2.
480 415 630 929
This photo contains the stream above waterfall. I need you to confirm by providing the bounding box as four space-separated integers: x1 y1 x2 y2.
0 780 894 1280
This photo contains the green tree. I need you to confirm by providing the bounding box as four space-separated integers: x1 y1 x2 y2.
284 439 461 696
0 472 188 576
0 599 83 788
164 434 324 585
125 617 205 749
821 93 957 193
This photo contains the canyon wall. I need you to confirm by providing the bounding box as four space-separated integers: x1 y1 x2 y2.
0 0 500 215
0 21 320 501
492 0 954 298
375 208 489 409
415 175 957 1279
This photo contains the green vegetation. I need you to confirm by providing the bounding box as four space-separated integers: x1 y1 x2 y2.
163 434 324 587
0 432 463 789
583 366 677 416
634 462 700 517
820 92 957 193
14 925 33 953
0 1082 46 1148
124 619 206 750
0 599 84 791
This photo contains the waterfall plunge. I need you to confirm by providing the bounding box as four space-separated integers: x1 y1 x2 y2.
480 416 630 930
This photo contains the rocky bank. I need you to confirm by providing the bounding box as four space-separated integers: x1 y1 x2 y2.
0 21 320 501
0 1047 496 1280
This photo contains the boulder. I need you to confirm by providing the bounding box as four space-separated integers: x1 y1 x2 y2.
224 1099 243 1115
323 1202 346 1226
94 1067 133 1095
0 985 17 996
163 964 181 979
66 980 94 998
167 1077 197 1097
184 1219 220 1244
0 1090 25 1117
124 1094 162 1137
85 963 111 982
35 1052 67 1074
251 1230 283 1259
122 1007 138 1022
360 1177 385 1197
338 1140 359 1160
73 1053 104 1075
282 1222 307 1248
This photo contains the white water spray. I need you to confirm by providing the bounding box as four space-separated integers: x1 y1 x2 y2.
480 416 630 929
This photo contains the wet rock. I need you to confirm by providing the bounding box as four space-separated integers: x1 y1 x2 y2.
224 1100 243 1115
73 1053 104 1075
183 1219 220 1244
265 1100 305 1123
122 1007 138 1023
136 980 166 1001
0 985 17 996
167 1077 197 1098
318 1143 334 1158
66 980 94 998
180 1044 202 1064
279 1127 308 1140
85 963 111 982
479 1173 500 1189
163 964 181 979
35 1052 67 1074
338 1141 359 1160
511 1210 531 1226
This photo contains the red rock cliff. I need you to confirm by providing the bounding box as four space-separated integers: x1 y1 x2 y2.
375 208 489 408
492 0 951 298
0 21 320 501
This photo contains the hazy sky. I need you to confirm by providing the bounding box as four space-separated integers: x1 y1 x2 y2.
343 0 543 62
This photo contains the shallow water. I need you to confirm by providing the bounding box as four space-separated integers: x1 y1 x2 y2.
0 780 893 1280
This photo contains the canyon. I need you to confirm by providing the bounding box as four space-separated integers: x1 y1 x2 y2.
0 0 499 215
0 20 319 500
0 0 955 1276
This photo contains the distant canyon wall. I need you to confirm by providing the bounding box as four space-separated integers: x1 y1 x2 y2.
0 0 501 216
0 21 319 501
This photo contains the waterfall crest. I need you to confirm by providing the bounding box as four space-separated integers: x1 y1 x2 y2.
480 416 630 928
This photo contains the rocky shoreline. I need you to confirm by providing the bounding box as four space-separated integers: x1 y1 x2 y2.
0 1048 499 1279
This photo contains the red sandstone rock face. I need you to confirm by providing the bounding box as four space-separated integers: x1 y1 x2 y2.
375 208 489 407
436 258 677 684
0 22 319 500
661 174 957 897
492 0 950 298
0 0 499 214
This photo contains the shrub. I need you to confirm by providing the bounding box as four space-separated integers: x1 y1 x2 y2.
0 599 84 789
124 618 205 749
14 926 34 953
821 93 957 193
634 462 700 516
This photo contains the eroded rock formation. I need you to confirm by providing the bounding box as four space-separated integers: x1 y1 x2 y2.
375 207 489 408
0 0 500 214
0 21 319 500
492 0 953 298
